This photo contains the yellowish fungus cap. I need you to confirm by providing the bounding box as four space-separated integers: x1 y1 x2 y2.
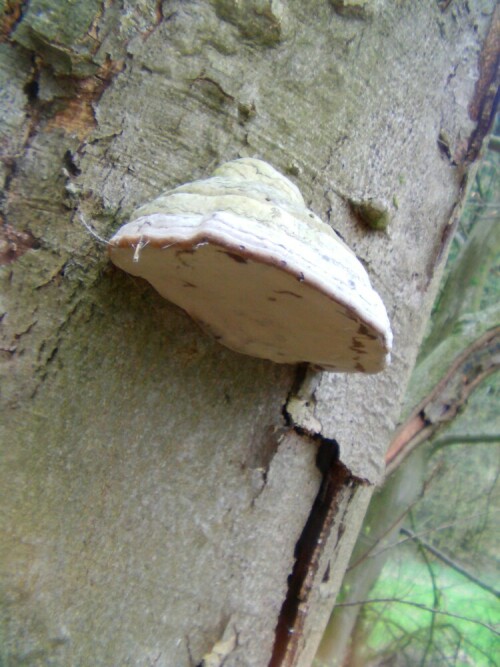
109 158 392 372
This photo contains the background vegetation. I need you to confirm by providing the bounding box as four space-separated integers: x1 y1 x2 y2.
316 118 500 667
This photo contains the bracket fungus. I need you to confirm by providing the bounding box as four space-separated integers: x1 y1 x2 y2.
109 158 392 372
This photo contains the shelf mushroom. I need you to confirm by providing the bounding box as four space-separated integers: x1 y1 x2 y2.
108 158 392 372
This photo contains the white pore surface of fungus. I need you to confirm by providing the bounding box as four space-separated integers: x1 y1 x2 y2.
108 158 392 372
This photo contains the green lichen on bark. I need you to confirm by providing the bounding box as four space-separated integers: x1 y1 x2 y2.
11 0 103 75
212 0 288 45
330 0 375 19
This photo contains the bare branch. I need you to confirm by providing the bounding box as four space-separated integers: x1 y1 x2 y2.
335 598 500 635
400 527 500 599
408 512 439 667
349 508 500 570
385 328 500 476
431 433 500 451
347 467 444 572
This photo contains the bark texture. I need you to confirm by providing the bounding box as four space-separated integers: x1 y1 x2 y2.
0 1 495 665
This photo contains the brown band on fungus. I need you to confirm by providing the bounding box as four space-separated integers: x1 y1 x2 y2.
108 159 392 372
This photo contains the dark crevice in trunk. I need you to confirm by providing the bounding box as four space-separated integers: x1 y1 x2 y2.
269 433 357 667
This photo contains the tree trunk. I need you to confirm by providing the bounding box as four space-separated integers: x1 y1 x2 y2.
0 1 496 665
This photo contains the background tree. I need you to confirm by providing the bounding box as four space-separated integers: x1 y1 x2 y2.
316 121 500 667
0 1 497 665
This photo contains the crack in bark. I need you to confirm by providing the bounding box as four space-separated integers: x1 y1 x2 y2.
462 5 500 164
269 433 357 667
432 172 469 271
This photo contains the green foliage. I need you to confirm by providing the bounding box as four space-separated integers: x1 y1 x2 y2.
365 552 499 667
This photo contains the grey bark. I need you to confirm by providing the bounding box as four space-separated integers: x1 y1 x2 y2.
0 1 495 665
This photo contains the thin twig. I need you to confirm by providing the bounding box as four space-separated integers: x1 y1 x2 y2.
347 467 443 572
410 511 439 667
335 599 499 635
401 527 500 599
431 433 500 451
